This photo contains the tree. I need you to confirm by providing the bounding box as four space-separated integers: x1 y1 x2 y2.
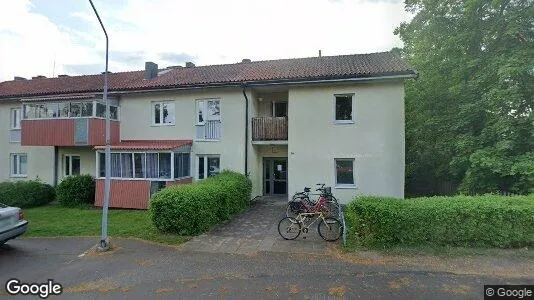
396 0 534 196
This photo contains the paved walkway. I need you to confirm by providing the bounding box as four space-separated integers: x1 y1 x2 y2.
181 196 331 255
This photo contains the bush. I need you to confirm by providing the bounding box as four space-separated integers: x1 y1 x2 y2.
0 180 55 208
345 194 534 248
56 175 95 207
149 170 252 235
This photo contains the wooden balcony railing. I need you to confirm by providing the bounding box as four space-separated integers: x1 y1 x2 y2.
252 117 288 141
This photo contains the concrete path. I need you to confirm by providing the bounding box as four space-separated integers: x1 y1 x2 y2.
181 196 330 255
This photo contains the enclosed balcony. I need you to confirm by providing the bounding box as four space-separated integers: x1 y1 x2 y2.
252 117 288 143
20 98 120 146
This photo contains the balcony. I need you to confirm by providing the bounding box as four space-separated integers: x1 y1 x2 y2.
252 117 288 143
21 118 120 146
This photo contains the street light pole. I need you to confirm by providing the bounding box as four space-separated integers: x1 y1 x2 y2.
89 0 111 250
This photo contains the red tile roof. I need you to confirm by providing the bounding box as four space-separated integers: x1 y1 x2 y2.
0 52 416 99
93 140 192 151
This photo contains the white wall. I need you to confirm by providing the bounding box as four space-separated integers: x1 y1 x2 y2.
0 102 55 184
287 81 405 203
56 147 96 182
119 88 247 180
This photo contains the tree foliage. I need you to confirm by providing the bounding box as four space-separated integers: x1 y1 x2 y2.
396 0 534 196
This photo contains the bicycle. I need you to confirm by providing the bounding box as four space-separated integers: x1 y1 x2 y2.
286 183 340 218
278 211 343 242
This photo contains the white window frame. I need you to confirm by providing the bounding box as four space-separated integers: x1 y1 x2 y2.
151 101 175 126
334 158 356 188
64 154 81 177
10 108 21 129
196 99 221 125
10 153 27 178
196 155 220 180
333 93 355 124
95 151 190 181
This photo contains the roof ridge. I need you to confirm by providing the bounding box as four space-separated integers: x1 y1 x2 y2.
1 51 395 83
172 51 395 70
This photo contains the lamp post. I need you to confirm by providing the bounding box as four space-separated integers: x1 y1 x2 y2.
89 0 111 250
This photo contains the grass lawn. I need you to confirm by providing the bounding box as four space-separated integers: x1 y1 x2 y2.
23 203 189 245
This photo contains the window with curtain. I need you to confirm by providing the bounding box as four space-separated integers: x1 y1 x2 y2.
99 151 185 179
174 153 191 178
121 153 133 178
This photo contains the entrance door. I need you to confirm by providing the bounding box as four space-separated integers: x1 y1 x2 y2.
264 157 287 195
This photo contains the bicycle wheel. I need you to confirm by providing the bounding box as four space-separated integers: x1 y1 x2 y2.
278 217 301 240
317 217 342 242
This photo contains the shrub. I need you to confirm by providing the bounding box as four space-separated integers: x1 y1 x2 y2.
0 180 55 208
149 170 252 235
56 175 95 207
345 194 534 248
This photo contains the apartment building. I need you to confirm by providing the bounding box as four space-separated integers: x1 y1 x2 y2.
0 52 416 208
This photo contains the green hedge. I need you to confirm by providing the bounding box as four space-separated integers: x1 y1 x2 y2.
149 170 252 235
345 194 534 248
0 180 55 208
56 175 95 207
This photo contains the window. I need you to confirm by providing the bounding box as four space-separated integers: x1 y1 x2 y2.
334 94 354 123
10 108 21 129
10 154 27 177
196 99 220 124
98 152 178 179
59 103 70 117
64 155 81 176
70 102 82 117
272 102 288 117
335 158 355 186
152 101 175 125
195 99 221 140
134 153 146 178
22 102 105 119
197 155 220 179
174 153 191 178
95 103 119 120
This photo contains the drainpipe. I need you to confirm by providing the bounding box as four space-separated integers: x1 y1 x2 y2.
242 85 249 176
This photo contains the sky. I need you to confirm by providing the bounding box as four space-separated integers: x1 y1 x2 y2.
0 0 411 82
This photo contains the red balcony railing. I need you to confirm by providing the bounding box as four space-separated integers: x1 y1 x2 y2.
21 118 120 146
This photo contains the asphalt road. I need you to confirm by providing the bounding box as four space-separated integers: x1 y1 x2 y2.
0 237 532 299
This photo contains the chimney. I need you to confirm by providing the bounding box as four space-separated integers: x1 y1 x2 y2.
58 74 69 78
145 61 158 80
319 50 322 57
32 75 46 79
185 62 195 68
241 58 251 63
14 76 27 81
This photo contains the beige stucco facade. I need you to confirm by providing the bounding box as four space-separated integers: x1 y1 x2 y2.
119 88 248 181
287 81 405 202
0 79 406 203
0 101 55 184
